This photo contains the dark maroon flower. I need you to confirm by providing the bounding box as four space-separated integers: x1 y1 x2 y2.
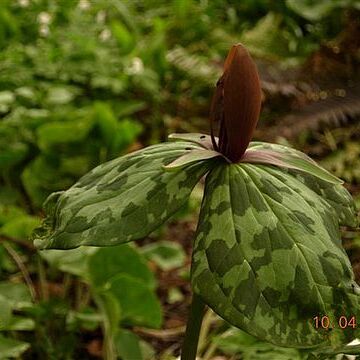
210 44 262 163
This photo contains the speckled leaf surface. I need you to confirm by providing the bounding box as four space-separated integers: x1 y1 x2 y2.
164 149 223 170
244 142 342 185
192 162 359 348
34 142 214 249
168 133 216 150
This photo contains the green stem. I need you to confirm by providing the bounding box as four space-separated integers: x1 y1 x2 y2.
181 293 205 360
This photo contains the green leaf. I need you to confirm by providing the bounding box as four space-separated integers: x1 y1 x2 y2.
245 142 343 185
0 282 33 310
0 141 28 170
93 102 118 147
112 118 142 154
213 328 302 359
115 101 146 118
168 133 216 150
141 241 186 271
0 335 30 359
0 205 27 226
106 274 162 328
34 142 214 249
36 118 94 152
111 20 135 55
0 296 12 330
3 317 35 331
0 214 40 239
288 169 358 228
40 247 97 278
115 329 143 360
88 244 155 289
164 149 223 170
192 163 359 348
22 156 74 208
285 0 357 21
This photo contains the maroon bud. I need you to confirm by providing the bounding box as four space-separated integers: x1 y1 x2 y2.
211 44 262 162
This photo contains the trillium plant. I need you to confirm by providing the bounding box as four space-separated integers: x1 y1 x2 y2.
34 44 360 359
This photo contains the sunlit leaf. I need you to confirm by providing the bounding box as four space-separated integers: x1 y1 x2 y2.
115 329 143 360
192 162 359 348
88 245 155 289
40 247 97 278
0 282 33 310
106 274 162 328
141 241 186 271
0 335 30 359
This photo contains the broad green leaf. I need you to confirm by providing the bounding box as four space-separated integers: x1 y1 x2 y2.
141 241 186 271
0 335 30 359
245 142 342 185
105 274 162 328
0 205 26 226
36 118 94 152
40 247 97 278
192 163 359 348
112 118 142 154
115 329 143 360
88 245 155 289
0 214 40 239
0 282 33 310
33 142 214 249
213 328 302 359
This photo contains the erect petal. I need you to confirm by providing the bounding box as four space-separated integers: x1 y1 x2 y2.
219 44 262 162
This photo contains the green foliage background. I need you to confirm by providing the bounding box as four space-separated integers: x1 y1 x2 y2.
0 0 359 359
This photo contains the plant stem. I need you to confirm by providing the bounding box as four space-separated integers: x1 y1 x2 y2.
3 243 37 301
181 293 205 360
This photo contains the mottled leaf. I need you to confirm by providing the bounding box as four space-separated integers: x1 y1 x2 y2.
168 133 216 150
244 142 342 185
164 149 223 170
34 142 214 249
192 162 359 348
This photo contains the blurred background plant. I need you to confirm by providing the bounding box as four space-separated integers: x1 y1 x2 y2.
0 0 359 359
